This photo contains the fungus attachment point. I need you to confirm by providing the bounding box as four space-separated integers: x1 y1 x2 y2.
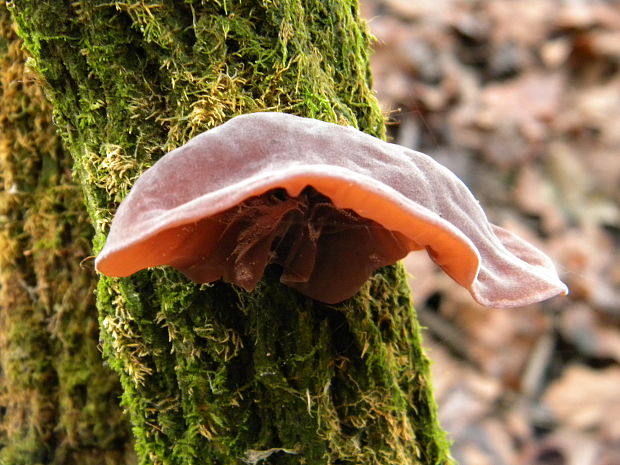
95 112 568 307
165 187 409 303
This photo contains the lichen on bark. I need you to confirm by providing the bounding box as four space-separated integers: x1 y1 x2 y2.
8 1 453 464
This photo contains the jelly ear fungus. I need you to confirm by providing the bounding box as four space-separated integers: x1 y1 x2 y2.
95 112 568 307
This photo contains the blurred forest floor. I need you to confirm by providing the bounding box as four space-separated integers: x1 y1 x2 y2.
361 1 620 464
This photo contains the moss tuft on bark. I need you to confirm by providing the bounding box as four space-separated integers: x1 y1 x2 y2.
9 1 454 463
0 2 134 463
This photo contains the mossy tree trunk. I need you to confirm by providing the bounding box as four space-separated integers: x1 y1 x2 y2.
0 3 134 464
9 1 453 464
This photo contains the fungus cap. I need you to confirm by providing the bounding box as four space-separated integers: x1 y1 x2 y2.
95 112 568 307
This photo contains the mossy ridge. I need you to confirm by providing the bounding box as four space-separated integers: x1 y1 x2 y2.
9 1 453 464
0 3 134 464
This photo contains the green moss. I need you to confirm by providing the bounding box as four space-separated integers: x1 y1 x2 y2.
0 3 134 463
9 0 454 464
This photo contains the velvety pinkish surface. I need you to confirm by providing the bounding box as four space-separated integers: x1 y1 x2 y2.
95 112 568 307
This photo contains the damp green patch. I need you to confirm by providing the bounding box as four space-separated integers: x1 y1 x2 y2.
9 0 454 464
0 3 134 463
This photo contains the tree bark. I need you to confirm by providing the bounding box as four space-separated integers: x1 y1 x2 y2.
8 1 453 464
0 3 134 464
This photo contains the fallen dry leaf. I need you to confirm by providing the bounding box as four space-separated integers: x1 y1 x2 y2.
543 365 620 439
